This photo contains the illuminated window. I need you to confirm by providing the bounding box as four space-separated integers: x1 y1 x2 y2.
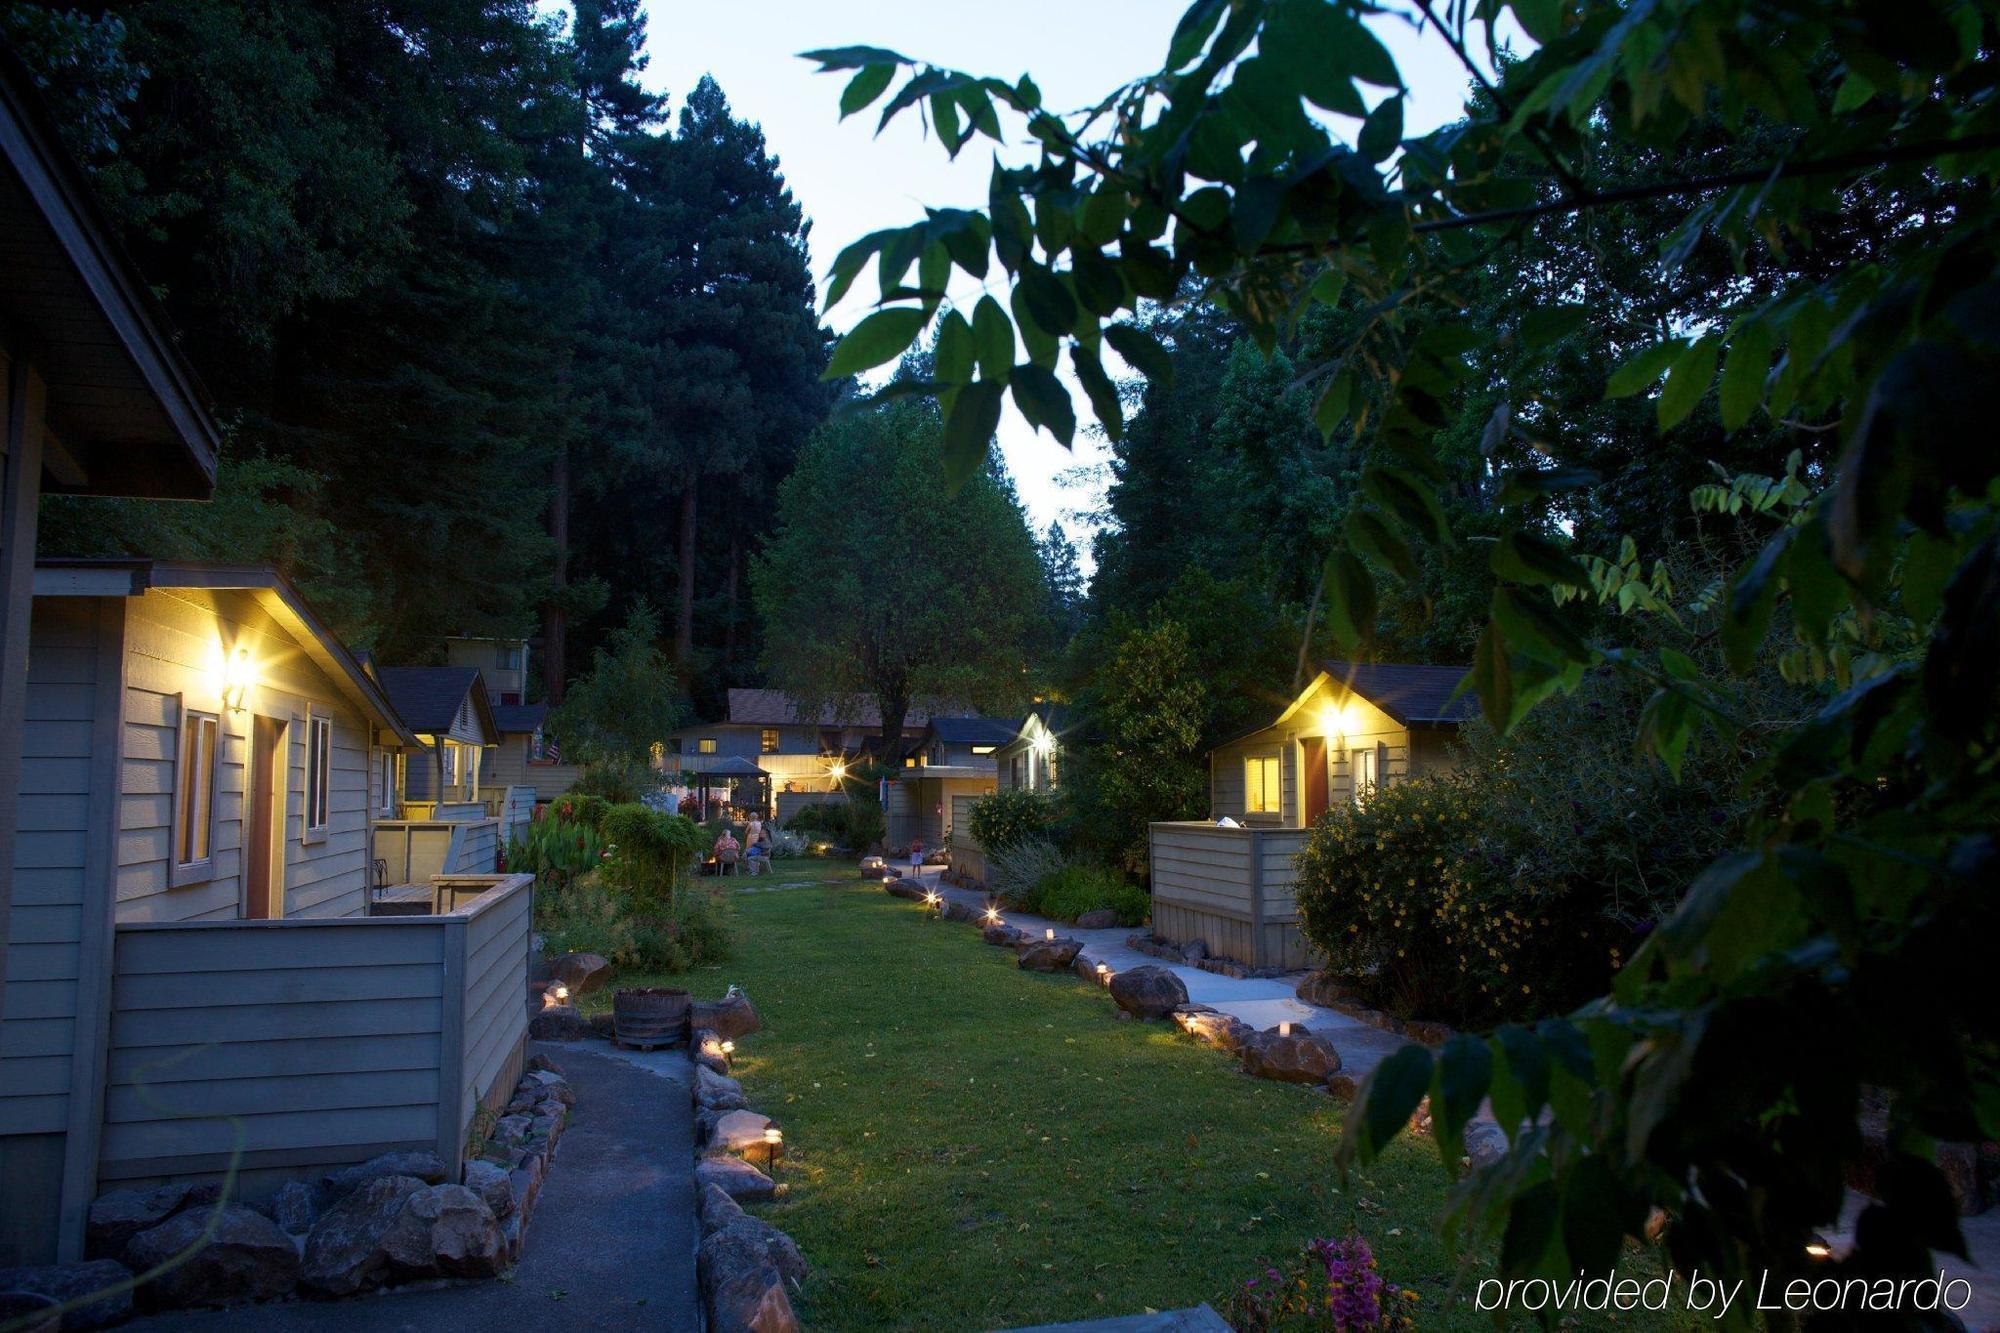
698 737 718 754
175 707 220 871
1244 754 1281 816
306 713 332 834
760 728 780 754
971 744 996 755
1353 746 1380 804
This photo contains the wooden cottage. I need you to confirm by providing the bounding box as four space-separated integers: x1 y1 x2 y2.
8 561 533 1264
992 703 1067 794
443 635 580 802
1148 661 1473 970
1 55 220 1268
888 716 1013 850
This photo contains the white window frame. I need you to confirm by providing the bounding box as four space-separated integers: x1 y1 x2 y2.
1243 751 1282 818
303 710 332 842
377 748 397 815
1352 744 1381 805
171 696 221 887
441 741 460 786
759 728 780 754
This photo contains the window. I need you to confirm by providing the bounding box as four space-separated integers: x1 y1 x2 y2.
1009 754 1025 788
499 644 523 671
760 728 780 754
1244 753 1282 816
174 705 220 878
1353 745 1380 804
819 729 841 756
971 744 996 755
378 750 396 815
697 737 718 755
441 742 459 785
305 712 332 836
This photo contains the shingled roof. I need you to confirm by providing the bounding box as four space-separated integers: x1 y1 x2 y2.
723 689 968 729
1321 660 1476 726
491 701 548 735
376 666 493 737
925 716 1021 746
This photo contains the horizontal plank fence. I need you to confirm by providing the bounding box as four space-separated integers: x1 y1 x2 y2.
1147 822 1314 970
99 873 532 1198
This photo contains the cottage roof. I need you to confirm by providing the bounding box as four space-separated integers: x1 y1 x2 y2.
924 716 1020 746
491 701 548 735
375 666 498 743
1 51 219 498
1316 660 1476 727
695 756 768 777
722 688 967 730
32 560 419 745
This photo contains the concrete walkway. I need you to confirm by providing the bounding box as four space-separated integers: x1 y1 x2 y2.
919 868 1412 1078
133 1041 698 1333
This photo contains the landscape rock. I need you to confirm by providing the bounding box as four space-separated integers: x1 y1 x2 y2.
1074 908 1120 929
698 1186 807 1290
494 1113 533 1143
324 1150 449 1200
524 1052 564 1076
699 1181 747 1235
1294 971 1357 1008
124 1204 298 1309
1073 954 1105 983
697 1065 748 1112
86 1184 191 1260
1181 938 1208 962
1108 964 1189 1019
589 1009 617 1038
982 924 1025 947
378 1184 503 1280
0 1258 134 1329
1463 1120 1509 1168
1176 1006 1256 1051
508 1159 543 1220
695 1154 777 1204
548 951 614 996
698 1224 799 1333
299 1174 428 1298
1324 1073 1363 1102
270 1180 325 1238
708 1109 775 1154
940 899 982 923
693 1027 730 1074
521 1068 576 1107
461 1159 515 1222
1403 1019 1456 1046
1016 937 1083 973
528 1003 593 1041
691 991 762 1041
1240 1030 1343 1085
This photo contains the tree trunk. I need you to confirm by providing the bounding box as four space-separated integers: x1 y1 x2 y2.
878 692 909 762
675 473 698 668
543 435 570 704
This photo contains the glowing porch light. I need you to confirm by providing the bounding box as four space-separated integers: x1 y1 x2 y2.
829 761 846 781
218 646 255 713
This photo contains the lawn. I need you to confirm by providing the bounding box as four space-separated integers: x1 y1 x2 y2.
592 859 1693 1331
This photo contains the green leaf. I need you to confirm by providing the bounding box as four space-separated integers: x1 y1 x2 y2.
1561 1155 1627 1274
1360 465 1450 545
1011 285 1059 368
1497 463 1600 506
1357 94 1403 162
800 45 911 72
824 308 927 380
1433 1034 1494 1166
1900 528 1958 628
1309 268 1347 308
1010 363 1076 446
839 64 895 118
1719 321 1775 432
1519 303 1587 349
972 297 1014 382
1510 0 1564 44
941 381 1003 492
1071 248 1127 317
1166 0 1230 70
1491 586 1591 665
1492 530 1588 588
1357 1044 1433 1160
1657 336 1720 430
1323 549 1377 651
1636 686 1693 778
1786 512 1847 647
1104 324 1172 382
1018 264 1078 336
1500 1180 1560 1278
1723 529 1792 673
1604 339 1685 398
934 310 973 384
1071 344 1124 442
1312 372 1354 439
1344 508 1418 583
1272 1 1400 89
1472 619 1514 731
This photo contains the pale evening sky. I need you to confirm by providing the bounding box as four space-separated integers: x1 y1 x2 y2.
635 2 1518 551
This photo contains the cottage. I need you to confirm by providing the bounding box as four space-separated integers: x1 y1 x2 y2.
443 635 580 802
0 56 221 1268
992 702 1068 794
375 667 498 812
887 715 1014 850
7 560 533 1264
1148 662 1473 970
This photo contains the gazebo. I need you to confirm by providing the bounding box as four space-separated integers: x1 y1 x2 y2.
692 756 771 820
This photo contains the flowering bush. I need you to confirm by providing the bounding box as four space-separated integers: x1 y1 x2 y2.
1222 1235 1416 1331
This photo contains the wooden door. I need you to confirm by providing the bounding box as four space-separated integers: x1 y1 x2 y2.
245 716 284 919
1301 736 1329 826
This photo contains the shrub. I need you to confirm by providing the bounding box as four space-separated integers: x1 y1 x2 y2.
536 870 732 974
1034 863 1149 927
569 760 645 804
783 797 885 851
507 807 603 892
966 787 1057 855
547 793 611 831
987 838 1068 911
600 803 705 894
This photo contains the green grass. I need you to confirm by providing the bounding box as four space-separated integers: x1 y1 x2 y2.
596 860 1694 1331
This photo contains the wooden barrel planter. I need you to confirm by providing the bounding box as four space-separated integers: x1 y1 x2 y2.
612 987 689 1050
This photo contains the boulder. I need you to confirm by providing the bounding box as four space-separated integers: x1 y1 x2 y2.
981 924 1024 947
1403 1019 1456 1046
124 1204 298 1309
548 951 614 996
324 1150 449 1200
1294 971 1356 1008
1108 964 1189 1019
524 1052 564 1077
1241 1030 1343 1084
270 1180 325 1238
86 1184 191 1260
697 1186 806 1289
1176 1006 1256 1051
1073 954 1104 983
693 1027 730 1074
941 899 982 924
697 1065 749 1112
520 1068 576 1107
1324 1072 1363 1102
883 879 925 901
1181 938 1208 962
1016 937 1083 973
699 1181 747 1235
0 1258 134 1329
378 1184 504 1280
698 1224 799 1333
695 1154 777 1204
461 1159 515 1222
1074 908 1121 930
691 992 761 1042
1463 1120 1510 1168
494 1113 534 1143
528 1003 594 1041
508 1158 544 1221
708 1109 775 1154
299 1174 427 1298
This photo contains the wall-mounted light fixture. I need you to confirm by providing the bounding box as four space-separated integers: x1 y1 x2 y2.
220 647 254 713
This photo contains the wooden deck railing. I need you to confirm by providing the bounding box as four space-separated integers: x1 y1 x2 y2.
1147 822 1315 969
97 873 533 1199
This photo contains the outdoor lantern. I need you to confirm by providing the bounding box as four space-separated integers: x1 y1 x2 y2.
720 1039 735 1057
1095 961 1110 985
1278 1021 1293 1037
983 905 1001 925
1805 1239 1832 1261
553 984 570 1003
763 1126 784 1172
219 646 254 713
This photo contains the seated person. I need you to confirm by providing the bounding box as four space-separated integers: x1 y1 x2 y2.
713 828 741 875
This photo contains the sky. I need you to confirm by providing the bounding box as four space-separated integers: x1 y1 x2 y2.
635 2 1509 548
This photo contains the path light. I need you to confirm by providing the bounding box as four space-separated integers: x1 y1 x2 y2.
1045 928 1056 941
720 1039 735 1059
982 904 1002 926
1278 1020 1293 1037
1805 1238 1832 1261
1095 961 1111 986
763 1126 784 1173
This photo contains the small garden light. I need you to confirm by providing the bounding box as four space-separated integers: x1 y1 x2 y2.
1044 928 1056 941
1278 1021 1293 1037
720 1039 735 1058
1095 961 1110 985
1805 1238 1833 1261
763 1126 784 1173
982 904 1002 925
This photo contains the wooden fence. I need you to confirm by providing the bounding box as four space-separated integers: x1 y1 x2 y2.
97 873 532 1200
1147 822 1314 969
373 817 500 884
